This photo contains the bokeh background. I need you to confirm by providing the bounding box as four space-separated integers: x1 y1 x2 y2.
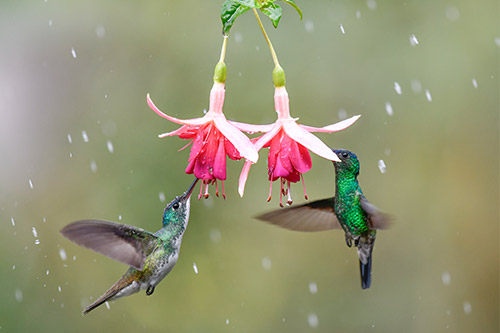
0 0 498 332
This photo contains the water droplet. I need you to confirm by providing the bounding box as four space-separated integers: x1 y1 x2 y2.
309 282 318 294
210 228 221 243
234 32 243 43
95 25 106 38
340 24 345 34
495 37 500 47
105 301 110 309
35 239 40 245
193 262 199 274
384 148 391 156
46 270 50 276
394 82 402 95
425 89 432 102
159 192 166 203
58 286 62 292
59 248 67 261
67 134 72 144
366 0 376 10
463 301 472 314
472 78 478 88
411 80 422 93
308 313 319 328
378 160 387 174
15 289 23 302
48 19 53 27
385 102 393 116
338 108 347 120
304 20 314 33
71 48 77 58
118 215 122 220
32 227 38 238
261 257 272 271
11 217 15 226
445 6 460 21
225 319 230 325
441 272 451 286
12 265 15 270
90 160 98 173
81 130 89 142
356 10 361 18
106 140 114 153
409 34 419 46
29 179 34 189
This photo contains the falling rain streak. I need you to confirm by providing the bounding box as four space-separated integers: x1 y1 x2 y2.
385 102 393 116
394 82 402 95
425 89 432 102
378 160 387 174
82 131 89 142
193 262 199 274
409 34 419 46
29 179 34 189
340 24 345 34
106 140 114 153
308 313 319 328
90 160 98 173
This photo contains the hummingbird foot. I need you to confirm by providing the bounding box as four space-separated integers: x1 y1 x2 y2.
345 236 352 247
146 286 155 296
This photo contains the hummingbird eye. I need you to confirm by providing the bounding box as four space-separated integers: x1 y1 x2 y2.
172 202 180 210
342 152 349 158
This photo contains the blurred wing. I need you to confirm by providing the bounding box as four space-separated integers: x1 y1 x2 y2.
359 196 392 230
60 220 158 270
255 198 341 232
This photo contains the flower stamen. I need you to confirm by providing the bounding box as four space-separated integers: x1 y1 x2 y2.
301 174 308 200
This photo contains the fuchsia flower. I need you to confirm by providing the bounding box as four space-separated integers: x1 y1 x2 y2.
147 82 258 199
236 86 360 206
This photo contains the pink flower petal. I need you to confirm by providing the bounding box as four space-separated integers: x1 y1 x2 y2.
213 116 259 163
238 160 253 197
300 115 361 133
283 121 340 162
147 94 208 126
213 138 227 180
252 122 282 151
229 121 275 134
289 141 312 174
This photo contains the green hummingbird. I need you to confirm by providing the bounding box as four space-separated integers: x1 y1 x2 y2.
60 178 198 314
256 149 390 289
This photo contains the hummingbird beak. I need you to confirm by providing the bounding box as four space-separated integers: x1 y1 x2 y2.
179 178 199 202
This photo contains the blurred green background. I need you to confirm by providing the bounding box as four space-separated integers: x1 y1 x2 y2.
0 0 498 332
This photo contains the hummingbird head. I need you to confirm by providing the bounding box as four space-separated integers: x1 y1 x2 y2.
162 178 199 227
332 149 360 177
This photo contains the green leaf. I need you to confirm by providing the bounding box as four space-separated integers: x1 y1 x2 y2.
280 0 302 20
233 0 257 7
221 0 252 35
260 3 282 28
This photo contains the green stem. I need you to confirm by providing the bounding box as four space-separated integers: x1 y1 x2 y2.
213 37 228 83
252 8 280 67
219 35 228 63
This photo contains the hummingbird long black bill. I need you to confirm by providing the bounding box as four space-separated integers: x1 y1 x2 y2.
180 178 199 201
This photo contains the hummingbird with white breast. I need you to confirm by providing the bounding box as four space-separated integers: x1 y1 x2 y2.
60 178 198 314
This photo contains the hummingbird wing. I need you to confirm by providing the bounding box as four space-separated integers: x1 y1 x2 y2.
359 196 392 230
60 220 158 271
255 198 342 231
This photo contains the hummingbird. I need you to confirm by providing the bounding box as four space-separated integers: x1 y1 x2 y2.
60 178 198 314
256 149 390 289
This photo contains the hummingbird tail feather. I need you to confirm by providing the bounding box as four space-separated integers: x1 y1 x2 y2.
82 276 137 315
83 288 119 315
359 255 372 289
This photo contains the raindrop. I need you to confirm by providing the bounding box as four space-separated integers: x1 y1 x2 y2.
394 82 402 95
95 25 106 38
425 89 432 102
29 179 34 189
35 239 40 245
71 48 77 58
308 313 319 328
261 257 272 271
105 302 110 309
385 102 393 116
304 20 314 33
12 265 15 270
366 0 376 10
48 19 53 27
73 256 77 261
309 282 318 294
495 37 500 47
32 227 38 238
234 32 243 43
11 217 15 226
15 289 23 302
46 270 50 276
409 34 419 46
81 130 89 142
472 78 478 88
463 301 472 314
118 215 122 220
411 80 422 93
59 248 67 261
58 286 62 292
338 108 347 120
340 24 345 34
210 228 222 243
193 262 199 274
378 160 387 174
106 140 114 153
445 6 460 21
159 192 166 203
441 272 451 286
384 148 391 156
225 319 230 325
67 134 72 144
356 10 361 18
90 160 98 173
